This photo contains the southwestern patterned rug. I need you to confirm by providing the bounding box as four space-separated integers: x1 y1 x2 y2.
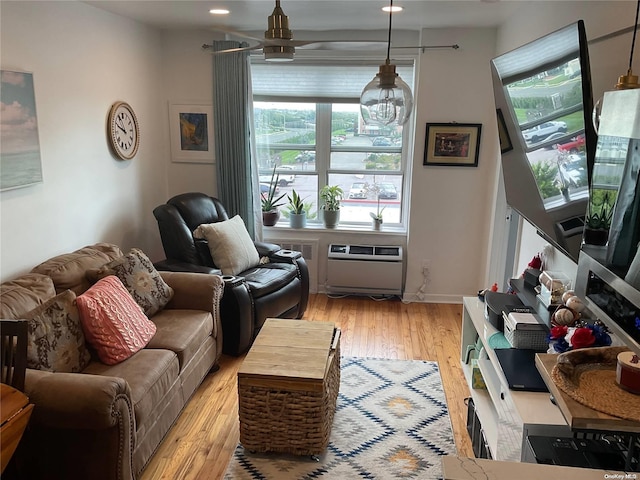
224 357 456 479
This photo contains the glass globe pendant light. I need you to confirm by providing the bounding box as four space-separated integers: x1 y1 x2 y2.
360 0 413 126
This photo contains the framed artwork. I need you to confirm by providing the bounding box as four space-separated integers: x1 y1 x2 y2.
1 70 43 191
423 123 482 167
169 103 214 163
496 109 513 153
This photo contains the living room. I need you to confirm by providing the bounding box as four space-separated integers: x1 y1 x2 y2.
1 1 638 478
0 1 632 294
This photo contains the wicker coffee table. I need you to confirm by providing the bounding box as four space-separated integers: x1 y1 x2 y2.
237 318 340 456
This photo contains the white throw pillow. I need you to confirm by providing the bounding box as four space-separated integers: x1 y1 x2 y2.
193 215 260 276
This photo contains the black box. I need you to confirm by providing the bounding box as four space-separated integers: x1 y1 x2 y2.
484 291 523 332
524 268 542 287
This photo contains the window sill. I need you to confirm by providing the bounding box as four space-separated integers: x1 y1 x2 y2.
264 223 407 235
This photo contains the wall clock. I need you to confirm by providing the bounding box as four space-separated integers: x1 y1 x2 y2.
107 101 140 160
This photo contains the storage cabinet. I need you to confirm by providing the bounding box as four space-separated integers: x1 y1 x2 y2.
460 297 570 461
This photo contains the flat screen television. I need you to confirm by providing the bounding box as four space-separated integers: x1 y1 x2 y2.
491 20 597 263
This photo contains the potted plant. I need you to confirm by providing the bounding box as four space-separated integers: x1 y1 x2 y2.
319 185 343 229
584 191 614 246
261 166 286 227
368 182 384 230
287 189 307 228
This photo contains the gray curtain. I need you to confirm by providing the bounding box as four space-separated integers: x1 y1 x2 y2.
212 41 258 238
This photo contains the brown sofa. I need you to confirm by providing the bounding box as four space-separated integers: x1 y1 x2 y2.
0 243 224 480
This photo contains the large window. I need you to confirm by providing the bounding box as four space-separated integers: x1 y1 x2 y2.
252 62 412 227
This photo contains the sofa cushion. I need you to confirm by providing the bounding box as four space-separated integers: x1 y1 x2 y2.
82 348 179 432
193 215 260 276
0 273 56 319
24 290 92 373
90 248 174 317
31 243 124 294
146 309 213 371
76 276 156 365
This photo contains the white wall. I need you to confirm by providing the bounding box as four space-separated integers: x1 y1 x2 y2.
0 1 167 279
404 27 500 302
161 30 218 198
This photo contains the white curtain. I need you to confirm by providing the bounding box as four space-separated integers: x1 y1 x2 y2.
211 41 261 239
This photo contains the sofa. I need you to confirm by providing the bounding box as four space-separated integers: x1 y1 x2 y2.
0 243 224 480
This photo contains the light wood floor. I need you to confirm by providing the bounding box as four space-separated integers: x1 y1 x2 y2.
140 294 474 480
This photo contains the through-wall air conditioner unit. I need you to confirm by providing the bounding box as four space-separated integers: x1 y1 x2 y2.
326 244 403 296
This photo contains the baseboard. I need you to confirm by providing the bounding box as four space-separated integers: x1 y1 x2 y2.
401 292 463 304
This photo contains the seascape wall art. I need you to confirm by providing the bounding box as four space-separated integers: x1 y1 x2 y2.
1 70 43 191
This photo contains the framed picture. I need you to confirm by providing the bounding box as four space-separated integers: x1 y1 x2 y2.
169 103 214 163
496 109 513 153
423 123 482 167
1 70 43 191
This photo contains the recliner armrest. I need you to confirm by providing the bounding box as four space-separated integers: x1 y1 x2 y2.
270 249 303 263
255 241 282 257
154 258 221 275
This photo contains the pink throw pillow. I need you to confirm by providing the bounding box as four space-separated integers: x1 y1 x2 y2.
76 275 156 365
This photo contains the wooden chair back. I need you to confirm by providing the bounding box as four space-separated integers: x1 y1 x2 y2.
0 320 28 391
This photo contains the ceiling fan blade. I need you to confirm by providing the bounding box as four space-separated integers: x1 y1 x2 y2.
210 24 264 43
202 43 264 55
391 44 460 52
261 39 386 50
296 41 388 51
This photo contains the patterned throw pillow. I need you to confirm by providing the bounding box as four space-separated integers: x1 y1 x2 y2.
193 215 260 276
76 275 157 365
92 248 174 317
25 290 92 373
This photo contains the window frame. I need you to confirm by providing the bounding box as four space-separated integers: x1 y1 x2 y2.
253 97 410 229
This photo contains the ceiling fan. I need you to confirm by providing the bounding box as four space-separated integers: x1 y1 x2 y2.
201 1 459 61
202 0 384 61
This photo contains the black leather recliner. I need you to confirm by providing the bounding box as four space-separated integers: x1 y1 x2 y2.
153 193 309 355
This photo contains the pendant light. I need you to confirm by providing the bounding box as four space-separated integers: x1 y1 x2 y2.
360 0 413 126
593 0 639 131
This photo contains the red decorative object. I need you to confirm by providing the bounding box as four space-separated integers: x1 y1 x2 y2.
570 327 596 349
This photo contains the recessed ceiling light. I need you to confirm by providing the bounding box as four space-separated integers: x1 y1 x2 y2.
382 5 403 13
209 8 230 15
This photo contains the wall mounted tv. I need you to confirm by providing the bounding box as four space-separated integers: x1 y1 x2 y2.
491 20 597 263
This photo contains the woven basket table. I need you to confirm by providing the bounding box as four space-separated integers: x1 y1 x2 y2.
237 318 341 456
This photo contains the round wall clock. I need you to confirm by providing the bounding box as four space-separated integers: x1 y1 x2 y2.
107 101 140 160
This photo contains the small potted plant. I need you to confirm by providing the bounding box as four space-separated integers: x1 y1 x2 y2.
287 189 307 228
584 191 614 245
319 185 343 229
368 183 384 230
261 166 286 227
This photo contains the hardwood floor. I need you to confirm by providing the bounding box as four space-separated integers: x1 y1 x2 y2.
140 294 474 480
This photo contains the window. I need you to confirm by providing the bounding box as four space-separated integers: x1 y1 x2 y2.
252 62 413 227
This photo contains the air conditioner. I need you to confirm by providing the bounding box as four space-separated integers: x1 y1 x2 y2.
326 244 403 296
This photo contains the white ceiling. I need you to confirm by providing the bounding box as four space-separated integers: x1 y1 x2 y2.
86 0 523 33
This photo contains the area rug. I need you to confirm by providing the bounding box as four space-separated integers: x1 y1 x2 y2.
223 357 456 479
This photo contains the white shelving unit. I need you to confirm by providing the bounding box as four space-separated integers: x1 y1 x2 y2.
461 297 570 461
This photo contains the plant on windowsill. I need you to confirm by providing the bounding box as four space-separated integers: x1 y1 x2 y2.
368 183 384 230
584 191 614 246
261 166 286 227
287 189 307 228
319 185 344 229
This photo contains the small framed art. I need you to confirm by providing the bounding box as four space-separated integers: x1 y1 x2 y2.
169 103 214 164
423 123 482 167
